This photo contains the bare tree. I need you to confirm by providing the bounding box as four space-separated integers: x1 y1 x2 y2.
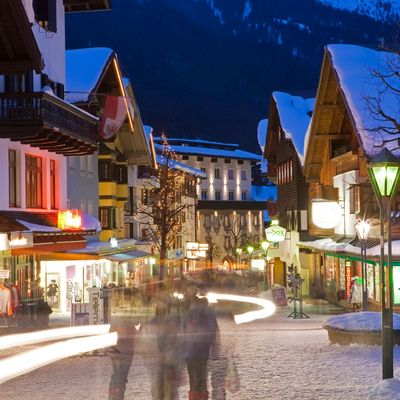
135 134 192 281
365 46 400 149
228 212 247 253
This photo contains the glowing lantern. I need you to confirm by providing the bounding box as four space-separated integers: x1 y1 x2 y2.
311 200 341 229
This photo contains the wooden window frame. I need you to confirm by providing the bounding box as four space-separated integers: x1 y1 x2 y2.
9 149 17 207
25 154 43 209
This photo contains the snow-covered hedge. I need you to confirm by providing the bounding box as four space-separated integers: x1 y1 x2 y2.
323 312 400 332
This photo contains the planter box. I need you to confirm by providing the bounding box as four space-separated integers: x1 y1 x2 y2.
324 326 400 346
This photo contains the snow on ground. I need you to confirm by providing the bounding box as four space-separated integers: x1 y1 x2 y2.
324 311 400 331
2 309 400 399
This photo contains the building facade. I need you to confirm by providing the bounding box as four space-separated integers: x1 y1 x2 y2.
152 137 266 266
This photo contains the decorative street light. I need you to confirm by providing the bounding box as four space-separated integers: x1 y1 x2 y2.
368 148 400 380
355 220 371 311
236 248 243 269
247 245 254 258
261 241 270 288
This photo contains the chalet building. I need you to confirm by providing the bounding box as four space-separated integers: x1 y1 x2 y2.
127 130 206 273
152 137 266 267
0 0 110 314
301 44 400 307
263 91 314 290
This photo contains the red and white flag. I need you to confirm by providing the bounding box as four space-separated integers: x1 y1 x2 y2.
99 95 128 139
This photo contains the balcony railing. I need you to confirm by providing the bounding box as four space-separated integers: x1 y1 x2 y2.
0 92 98 155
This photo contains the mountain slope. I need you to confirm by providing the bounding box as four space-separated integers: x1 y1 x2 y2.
66 0 396 152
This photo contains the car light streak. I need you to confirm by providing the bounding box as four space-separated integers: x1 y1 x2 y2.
206 292 276 324
0 325 111 351
0 332 118 385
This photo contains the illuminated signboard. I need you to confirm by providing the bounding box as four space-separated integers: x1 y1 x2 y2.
186 242 199 250
265 225 286 243
9 232 33 248
58 210 82 230
312 200 341 229
345 261 352 299
251 259 266 271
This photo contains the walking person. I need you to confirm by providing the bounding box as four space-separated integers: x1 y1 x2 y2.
183 294 218 400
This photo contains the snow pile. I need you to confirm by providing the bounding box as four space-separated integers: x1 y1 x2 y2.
323 312 400 332
242 0 252 21
154 143 260 161
368 379 400 400
257 119 267 153
272 92 315 165
327 44 400 157
156 155 207 178
66 48 114 104
317 0 400 21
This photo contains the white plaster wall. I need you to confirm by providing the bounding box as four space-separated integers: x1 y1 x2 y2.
178 156 252 201
333 170 358 237
0 139 67 210
32 0 66 85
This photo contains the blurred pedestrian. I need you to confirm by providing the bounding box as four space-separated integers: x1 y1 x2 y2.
183 294 218 400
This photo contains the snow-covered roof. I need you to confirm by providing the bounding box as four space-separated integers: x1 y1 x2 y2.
154 143 260 161
65 47 114 104
257 119 268 153
143 125 153 142
327 44 400 158
272 92 315 164
156 155 207 179
251 185 277 202
155 137 240 149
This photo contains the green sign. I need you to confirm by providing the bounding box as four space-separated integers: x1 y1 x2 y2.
394 266 400 305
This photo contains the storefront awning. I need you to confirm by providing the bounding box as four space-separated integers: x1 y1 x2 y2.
102 250 151 263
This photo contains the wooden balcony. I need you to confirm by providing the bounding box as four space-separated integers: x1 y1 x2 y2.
0 0 42 74
0 92 98 155
64 0 111 12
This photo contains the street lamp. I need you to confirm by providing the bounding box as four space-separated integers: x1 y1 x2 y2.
261 241 270 288
368 148 400 380
355 220 371 311
236 248 243 269
247 246 254 267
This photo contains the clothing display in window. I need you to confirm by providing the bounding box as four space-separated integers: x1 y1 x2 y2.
0 283 13 317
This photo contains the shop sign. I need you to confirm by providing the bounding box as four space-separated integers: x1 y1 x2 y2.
58 210 82 230
0 234 9 251
311 200 341 229
251 259 266 271
345 261 352 299
0 270 10 279
272 287 287 306
186 242 199 250
9 232 33 248
265 225 286 243
167 248 184 260
199 244 209 251
88 288 103 325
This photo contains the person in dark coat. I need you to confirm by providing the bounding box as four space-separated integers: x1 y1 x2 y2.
183 295 218 400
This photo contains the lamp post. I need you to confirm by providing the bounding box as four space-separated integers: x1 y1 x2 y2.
368 148 400 380
236 248 242 269
261 241 270 288
355 220 371 311
247 245 254 268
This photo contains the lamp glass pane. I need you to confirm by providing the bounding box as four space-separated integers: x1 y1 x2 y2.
386 166 399 196
372 166 387 197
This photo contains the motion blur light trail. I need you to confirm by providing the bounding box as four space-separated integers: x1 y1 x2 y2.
0 330 117 384
206 292 276 324
0 325 111 351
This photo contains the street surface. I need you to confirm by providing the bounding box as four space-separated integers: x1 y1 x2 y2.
2 300 400 399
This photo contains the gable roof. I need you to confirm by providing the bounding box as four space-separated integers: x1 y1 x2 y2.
326 44 399 158
65 47 114 104
272 91 315 164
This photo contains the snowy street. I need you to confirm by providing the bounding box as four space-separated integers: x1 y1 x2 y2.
2 305 400 400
